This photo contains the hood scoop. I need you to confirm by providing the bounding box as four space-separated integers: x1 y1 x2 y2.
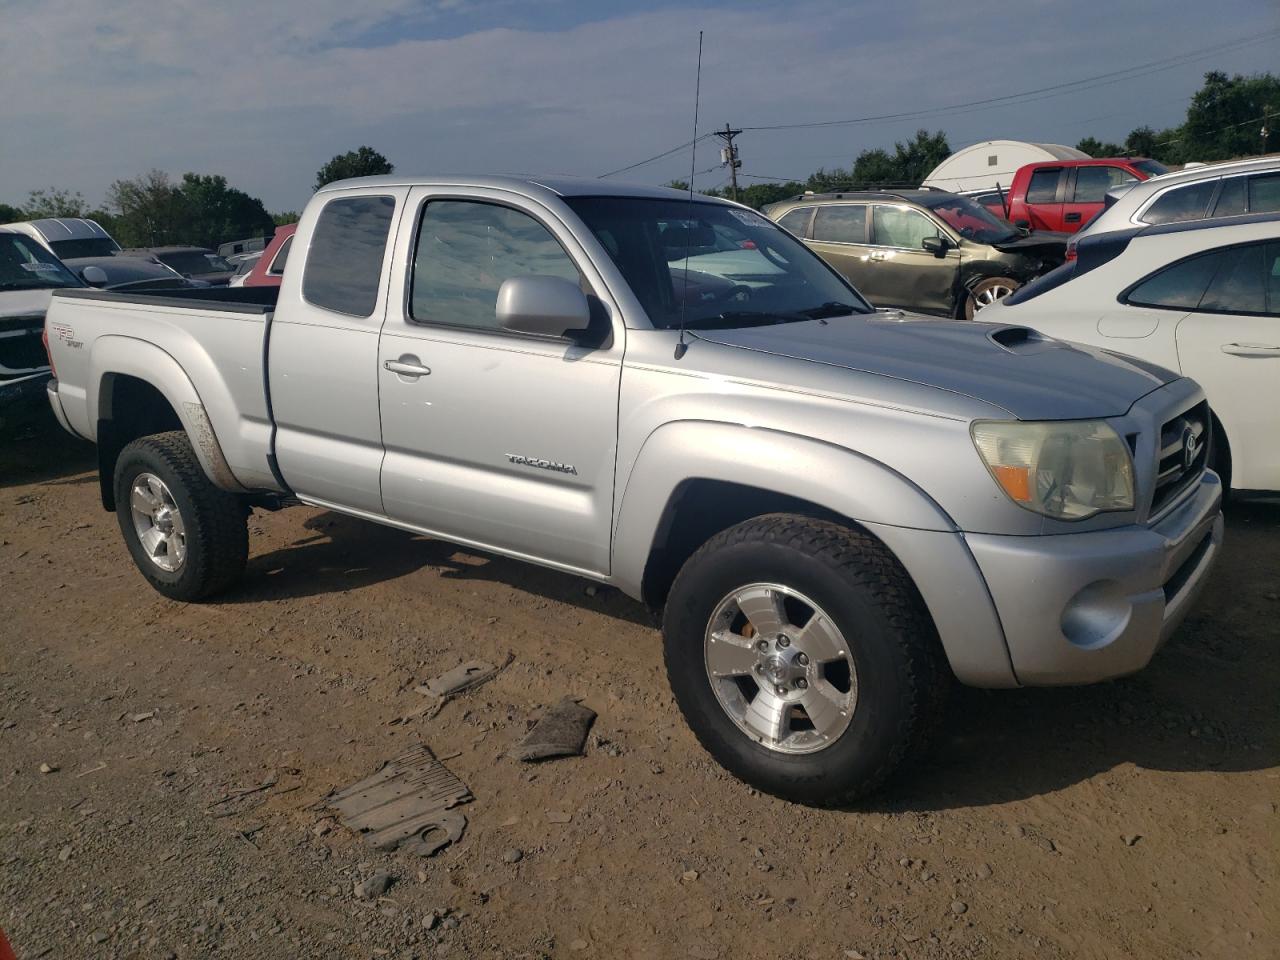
987 325 1051 353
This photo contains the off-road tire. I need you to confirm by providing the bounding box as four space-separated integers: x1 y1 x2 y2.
964 275 1019 320
113 431 247 601
663 514 949 807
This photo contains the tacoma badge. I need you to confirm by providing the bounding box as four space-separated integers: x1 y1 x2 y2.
505 454 578 475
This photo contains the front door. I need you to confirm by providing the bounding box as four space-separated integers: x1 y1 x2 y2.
1062 166 1137 232
864 204 958 316
1174 240 1280 490
376 189 624 576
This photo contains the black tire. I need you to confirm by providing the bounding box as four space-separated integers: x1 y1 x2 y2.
663 514 949 807
113 430 247 601
963 276 1019 320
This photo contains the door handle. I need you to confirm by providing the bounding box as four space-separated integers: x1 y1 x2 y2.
1220 343 1280 357
1064 212 1082 222
869 251 887 261
384 357 432 377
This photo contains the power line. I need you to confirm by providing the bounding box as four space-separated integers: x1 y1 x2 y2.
597 27 1278 180
738 29 1279 133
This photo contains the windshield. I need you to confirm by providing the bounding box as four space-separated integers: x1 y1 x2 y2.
1133 159 1169 178
565 197 871 329
160 251 233 275
0 234 82 291
50 237 119 259
918 194 1018 243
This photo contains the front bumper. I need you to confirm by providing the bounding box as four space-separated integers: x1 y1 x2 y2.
965 469 1223 685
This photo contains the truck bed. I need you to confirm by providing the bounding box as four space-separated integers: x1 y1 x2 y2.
45 284 283 492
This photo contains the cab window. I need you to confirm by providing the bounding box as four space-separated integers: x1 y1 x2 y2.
1073 166 1137 203
1025 169 1061 204
410 200 584 332
302 196 396 317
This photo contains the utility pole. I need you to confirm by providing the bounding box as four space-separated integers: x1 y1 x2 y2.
1263 105 1272 156
715 123 743 202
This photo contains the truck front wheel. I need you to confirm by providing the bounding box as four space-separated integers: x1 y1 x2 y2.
113 431 247 601
662 514 948 806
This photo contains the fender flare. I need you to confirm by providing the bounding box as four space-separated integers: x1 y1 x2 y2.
90 336 245 495
610 420 1017 688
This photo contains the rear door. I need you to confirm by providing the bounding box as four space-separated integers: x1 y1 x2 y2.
1062 165 1138 233
268 189 408 513
1020 167 1065 231
863 203 957 315
375 188 624 576
1173 241 1280 490
804 204 872 293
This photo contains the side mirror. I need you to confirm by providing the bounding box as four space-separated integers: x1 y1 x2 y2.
80 265 109 287
496 275 592 339
921 236 949 258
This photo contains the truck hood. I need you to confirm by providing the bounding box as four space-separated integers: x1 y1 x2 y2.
0 288 54 320
690 312 1175 420
989 230 1069 257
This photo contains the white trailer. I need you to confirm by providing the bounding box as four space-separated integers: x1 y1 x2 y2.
923 140 1088 194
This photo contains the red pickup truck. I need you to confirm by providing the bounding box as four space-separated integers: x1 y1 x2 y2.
984 158 1167 233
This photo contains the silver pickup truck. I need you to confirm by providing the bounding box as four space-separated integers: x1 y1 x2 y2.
44 176 1223 805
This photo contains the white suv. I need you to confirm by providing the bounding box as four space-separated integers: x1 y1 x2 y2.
1076 156 1280 242
985 213 1280 493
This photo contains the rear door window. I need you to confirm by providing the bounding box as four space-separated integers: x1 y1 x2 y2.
1198 243 1267 315
1142 181 1216 224
811 205 867 243
1026 169 1062 204
1125 250 1223 309
302 196 396 317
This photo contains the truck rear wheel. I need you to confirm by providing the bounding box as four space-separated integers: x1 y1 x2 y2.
113 431 247 601
662 514 948 806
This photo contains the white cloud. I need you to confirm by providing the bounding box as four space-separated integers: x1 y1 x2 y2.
1 0 1275 211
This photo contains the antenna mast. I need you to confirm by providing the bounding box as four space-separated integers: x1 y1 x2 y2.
675 30 703 361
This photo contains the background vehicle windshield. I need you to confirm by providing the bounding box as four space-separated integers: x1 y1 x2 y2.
919 194 1019 243
1133 159 1169 177
566 197 871 329
49 237 119 259
0 234 81 290
161 251 233 275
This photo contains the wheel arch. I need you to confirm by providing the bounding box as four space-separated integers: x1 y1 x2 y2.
91 337 245 510
612 421 1017 687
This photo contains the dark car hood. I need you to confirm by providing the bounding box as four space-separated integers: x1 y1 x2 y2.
990 230 1069 257
691 312 1175 420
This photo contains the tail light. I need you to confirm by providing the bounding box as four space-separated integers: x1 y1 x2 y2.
42 325 57 377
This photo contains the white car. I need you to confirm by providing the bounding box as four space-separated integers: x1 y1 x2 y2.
985 213 1280 493
1078 156 1280 242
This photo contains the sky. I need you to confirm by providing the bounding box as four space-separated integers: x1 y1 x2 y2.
3 0 1278 214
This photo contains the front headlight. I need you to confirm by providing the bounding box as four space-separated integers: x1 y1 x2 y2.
972 420 1134 520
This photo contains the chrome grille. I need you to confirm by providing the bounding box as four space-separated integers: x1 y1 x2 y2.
1151 401 1209 515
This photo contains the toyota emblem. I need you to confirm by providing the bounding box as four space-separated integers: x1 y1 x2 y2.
1182 426 1198 472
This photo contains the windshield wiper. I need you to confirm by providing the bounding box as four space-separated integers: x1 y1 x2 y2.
800 301 862 319
684 310 814 330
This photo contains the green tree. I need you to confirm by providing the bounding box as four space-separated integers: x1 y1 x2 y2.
177 173 274 248
106 170 189 247
1180 70 1280 161
22 187 88 219
664 179 690 192
314 146 394 190
853 130 951 187
0 202 23 222
272 211 300 227
1075 136 1124 158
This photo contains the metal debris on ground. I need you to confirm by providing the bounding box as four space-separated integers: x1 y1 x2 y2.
512 698 597 762
415 659 500 699
326 744 472 857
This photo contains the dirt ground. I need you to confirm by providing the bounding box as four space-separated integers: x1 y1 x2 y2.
1 404 1276 960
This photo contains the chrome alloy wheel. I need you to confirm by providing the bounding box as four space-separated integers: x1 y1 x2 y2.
129 473 187 573
972 281 1015 310
703 583 858 755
